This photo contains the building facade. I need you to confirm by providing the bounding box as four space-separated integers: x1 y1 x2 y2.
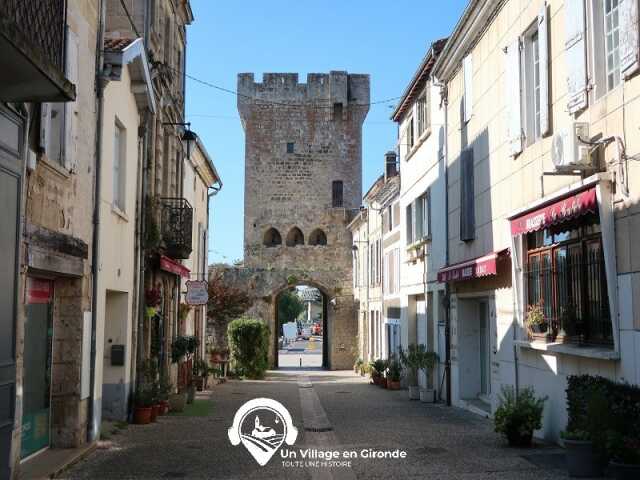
432 0 640 439
392 40 449 396
1 0 98 477
95 37 155 423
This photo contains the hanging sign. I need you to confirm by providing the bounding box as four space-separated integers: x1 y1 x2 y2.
185 280 209 305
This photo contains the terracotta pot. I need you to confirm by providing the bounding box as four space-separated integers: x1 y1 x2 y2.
134 406 152 425
160 400 170 414
371 374 381 385
153 404 162 418
387 380 401 390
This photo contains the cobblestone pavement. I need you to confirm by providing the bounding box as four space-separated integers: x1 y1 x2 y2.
63 370 572 480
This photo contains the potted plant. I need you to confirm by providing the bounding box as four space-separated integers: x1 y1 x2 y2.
369 359 386 386
399 344 427 400
419 351 439 403
133 383 154 425
150 380 161 421
561 430 602 477
386 359 402 390
354 358 363 374
193 359 209 391
158 371 172 414
526 302 547 336
494 386 547 447
608 434 640 480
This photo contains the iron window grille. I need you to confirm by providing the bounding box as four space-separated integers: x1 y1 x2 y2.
160 197 193 259
524 220 612 346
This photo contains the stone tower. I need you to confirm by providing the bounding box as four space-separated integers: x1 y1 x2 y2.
234 71 370 369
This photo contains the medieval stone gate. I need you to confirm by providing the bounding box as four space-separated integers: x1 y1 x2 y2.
216 71 370 369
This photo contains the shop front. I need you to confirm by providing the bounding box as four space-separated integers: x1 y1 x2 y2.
508 174 620 440
438 249 511 415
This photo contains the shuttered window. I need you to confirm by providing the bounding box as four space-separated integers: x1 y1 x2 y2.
405 191 431 244
460 148 475 242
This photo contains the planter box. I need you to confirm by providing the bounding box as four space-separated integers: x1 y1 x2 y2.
408 385 420 400
420 389 436 403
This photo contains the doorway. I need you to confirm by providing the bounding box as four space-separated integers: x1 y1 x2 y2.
275 286 326 369
21 279 54 459
458 297 492 409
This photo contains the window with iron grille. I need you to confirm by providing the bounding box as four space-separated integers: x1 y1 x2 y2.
524 216 612 345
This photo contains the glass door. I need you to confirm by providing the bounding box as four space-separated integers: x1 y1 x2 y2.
21 279 53 459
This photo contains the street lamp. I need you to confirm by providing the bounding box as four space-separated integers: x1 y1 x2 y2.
163 122 197 161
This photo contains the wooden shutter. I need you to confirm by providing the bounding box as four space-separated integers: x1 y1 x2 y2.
538 4 550 136
460 148 475 241
620 0 640 78
505 39 523 156
565 0 588 113
64 28 79 171
406 204 413 243
463 54 473 122
426 189 431 239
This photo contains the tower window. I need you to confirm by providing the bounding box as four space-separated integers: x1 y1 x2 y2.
332 180 343 208
287 142 295 153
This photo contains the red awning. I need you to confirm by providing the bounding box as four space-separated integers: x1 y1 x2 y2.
510 187 597 236
437 249 508 283
160 255 190 278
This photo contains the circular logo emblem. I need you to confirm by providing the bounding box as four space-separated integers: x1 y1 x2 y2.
228 398 298 466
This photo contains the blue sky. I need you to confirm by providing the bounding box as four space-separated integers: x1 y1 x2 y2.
185 0 467 265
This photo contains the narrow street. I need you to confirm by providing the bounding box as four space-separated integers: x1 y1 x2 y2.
65 371 568 480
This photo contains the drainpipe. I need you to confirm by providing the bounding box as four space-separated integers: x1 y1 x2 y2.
438 82 452 407
88 0 107 442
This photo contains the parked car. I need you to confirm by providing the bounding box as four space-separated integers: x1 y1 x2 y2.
312 323 322 336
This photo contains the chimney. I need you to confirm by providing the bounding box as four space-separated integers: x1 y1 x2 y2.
384 151 398 180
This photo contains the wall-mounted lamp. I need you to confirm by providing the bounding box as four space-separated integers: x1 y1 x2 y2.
163 122 197 161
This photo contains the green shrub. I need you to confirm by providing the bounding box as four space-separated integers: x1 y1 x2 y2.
386 359 402 382
494 386 546 445
369 359 387 377
227 317 270 379
565 374 640 463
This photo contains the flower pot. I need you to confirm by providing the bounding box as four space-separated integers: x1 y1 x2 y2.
160 400 170 415
150 404 158 422
186 384 196 404
420 388 436 403
169 392 187 412
506 429 533 447
134 406 152 425
609 461 640 480
408 385 420 400
371 374 381 385
153 403 163 418
564 439 603 477
387 380 401 390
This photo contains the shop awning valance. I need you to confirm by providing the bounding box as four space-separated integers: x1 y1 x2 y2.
437 249 509 283
510 187 597 236
160 255 190 278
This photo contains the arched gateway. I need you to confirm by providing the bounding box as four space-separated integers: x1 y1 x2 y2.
211 72 370 370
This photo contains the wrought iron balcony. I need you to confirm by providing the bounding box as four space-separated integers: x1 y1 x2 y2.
160 197 193 260
0 0 75 101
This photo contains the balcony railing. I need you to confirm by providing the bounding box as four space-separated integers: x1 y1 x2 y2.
2 0 66 70
160 197 193 259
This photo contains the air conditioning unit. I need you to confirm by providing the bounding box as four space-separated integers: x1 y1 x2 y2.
551 122 592 170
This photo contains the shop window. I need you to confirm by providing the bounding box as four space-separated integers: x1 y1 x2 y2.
524 215 612 345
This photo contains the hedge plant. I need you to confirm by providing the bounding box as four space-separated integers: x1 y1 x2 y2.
227 317 270 379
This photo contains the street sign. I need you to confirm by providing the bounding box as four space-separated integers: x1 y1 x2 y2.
185 280 209 305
